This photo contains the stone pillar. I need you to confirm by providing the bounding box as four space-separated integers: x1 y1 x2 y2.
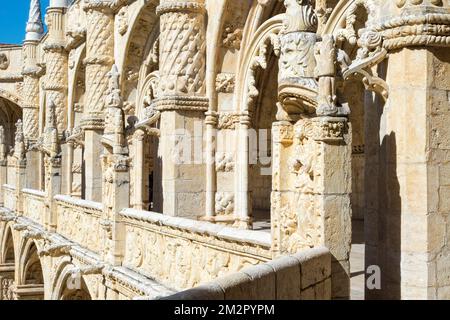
272 1 352 299
82 0 117 202
12 121 27 215
100 64 129 266
40 101 62 232
156 0 208 218
271 118 352 299
360 2 450 300
132 130 145 210
366 48 450 300
204 111 217 220
22 0 44 190
0 128 7 206
101 154 129 265
65 140 74 195
44 158 61 231
43 3 68 135
234 112 252 229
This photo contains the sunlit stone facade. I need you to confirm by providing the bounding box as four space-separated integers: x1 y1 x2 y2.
0 0 450 300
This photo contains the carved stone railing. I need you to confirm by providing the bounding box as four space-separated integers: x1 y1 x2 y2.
54 195 103 253
165 247 332 300
120 209 271 291
22 189 46 226
3 185 16 212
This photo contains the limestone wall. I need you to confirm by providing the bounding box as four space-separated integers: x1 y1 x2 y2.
120 208 271 291
164 247 331 300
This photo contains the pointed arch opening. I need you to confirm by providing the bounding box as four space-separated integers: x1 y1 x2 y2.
0 226 15 300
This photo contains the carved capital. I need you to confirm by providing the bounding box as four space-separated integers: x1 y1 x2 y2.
154 96 209 112
157 0 206 16
83 0 127 14
298 117 348 143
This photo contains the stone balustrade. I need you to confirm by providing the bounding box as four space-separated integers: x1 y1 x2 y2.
22 189 46 225
163 246 331 300
3 185 16 212
120 208 271 291
54 195 103 253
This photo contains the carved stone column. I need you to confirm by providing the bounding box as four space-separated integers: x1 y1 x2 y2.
156 0 208 217
22 45 41 143
361 1 450 300
272 1 352 299
43 2 69 135
132 130 145 210
234 112 252 229
0 127 7 206
82 0 118 202
203 111 218 220
13 120 27 215
277 0 318 121
100 65 129 266
41 101 62 232
65 139 74 195
44 157 61 231
23 0 44 190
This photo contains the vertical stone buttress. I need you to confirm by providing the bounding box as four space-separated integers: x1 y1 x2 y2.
82 1 117 202
23 0 44 189
364 1 450 300
157 0 208 217
272 0 351 299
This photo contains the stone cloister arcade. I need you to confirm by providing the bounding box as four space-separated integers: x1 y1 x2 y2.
0 0 449 300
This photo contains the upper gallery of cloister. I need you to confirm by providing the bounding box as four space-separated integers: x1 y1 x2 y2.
0 0 449 300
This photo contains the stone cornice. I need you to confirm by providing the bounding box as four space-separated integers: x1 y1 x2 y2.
154 96 209 112
375 10 450 50
156 1 206 16
83 0 128 14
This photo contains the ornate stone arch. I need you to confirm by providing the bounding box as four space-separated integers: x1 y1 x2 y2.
0 96 22 149
119 0 161 115
321 0 378 37
0 224 16 265
17 239 45 286
0 89 22 108
234 14 283 115
68 44 86 129
50 261 92 300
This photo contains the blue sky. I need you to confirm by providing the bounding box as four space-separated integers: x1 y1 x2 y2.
0 0 49 45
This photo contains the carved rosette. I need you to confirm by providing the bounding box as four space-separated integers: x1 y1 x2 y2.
156 0 207 110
